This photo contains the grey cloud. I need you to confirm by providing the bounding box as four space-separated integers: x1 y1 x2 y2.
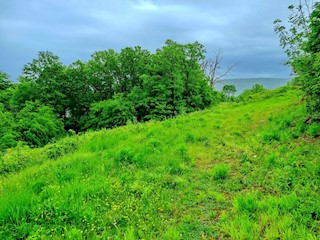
0 0 295 80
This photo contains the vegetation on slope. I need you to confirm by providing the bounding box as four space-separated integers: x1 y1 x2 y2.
0 40 222 152
274 1 320 119
0 87 319 239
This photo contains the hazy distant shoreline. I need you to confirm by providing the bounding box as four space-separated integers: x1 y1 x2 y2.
215 78 291 95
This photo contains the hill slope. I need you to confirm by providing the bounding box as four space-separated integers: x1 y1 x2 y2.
0 87 319 239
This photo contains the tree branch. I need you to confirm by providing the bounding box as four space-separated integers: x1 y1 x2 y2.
201 49 236 88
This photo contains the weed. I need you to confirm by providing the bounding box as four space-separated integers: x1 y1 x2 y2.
212 164 229 180
222 214 259 239
185 133 195 143
265 153 277 167
164 226 180 240
234 192 258 213
114 148 136 165
239 153 251 163
177 145 191 163
307 122 320 137
262 129 281 142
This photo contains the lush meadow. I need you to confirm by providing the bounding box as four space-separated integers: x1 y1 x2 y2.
0 87 319 239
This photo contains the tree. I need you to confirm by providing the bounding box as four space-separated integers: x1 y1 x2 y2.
141 40 215 120
237 84 267 103
0 71 14 111
86 50 119 101
274 1 320 118
5 40 222 135
222 84 237 100
143 40 186 119
23 51 63 82
0 70 12 91
181 41 216 111
301 2 320 115
117 46 150 93
22 51 67 118
9 81 40 112
64 60 95 131
201 50 236 88
274 1 314 61
127 87 148 122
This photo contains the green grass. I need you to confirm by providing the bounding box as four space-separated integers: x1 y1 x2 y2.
212 164 229 180
0 87 319 239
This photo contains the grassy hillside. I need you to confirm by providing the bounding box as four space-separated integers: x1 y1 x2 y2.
0 87 319 239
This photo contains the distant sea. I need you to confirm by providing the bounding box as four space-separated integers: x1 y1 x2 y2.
215 78 291 96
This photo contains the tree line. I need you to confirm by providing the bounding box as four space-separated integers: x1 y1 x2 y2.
0 40 227 151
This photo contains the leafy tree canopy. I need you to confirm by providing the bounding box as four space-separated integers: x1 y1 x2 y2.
275 1 320 118
0 70 12 91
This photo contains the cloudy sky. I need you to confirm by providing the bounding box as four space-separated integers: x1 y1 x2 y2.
1 0 295 81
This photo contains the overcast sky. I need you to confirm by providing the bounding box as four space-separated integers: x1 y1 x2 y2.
1 0 296 81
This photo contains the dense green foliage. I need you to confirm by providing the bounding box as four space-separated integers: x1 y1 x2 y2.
84 94 135 130
0 101 64 151
15 101 64 147
0 71 12 91
0 88 319 239
0 104 16 151
275 2 320 118
0 40 221 152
